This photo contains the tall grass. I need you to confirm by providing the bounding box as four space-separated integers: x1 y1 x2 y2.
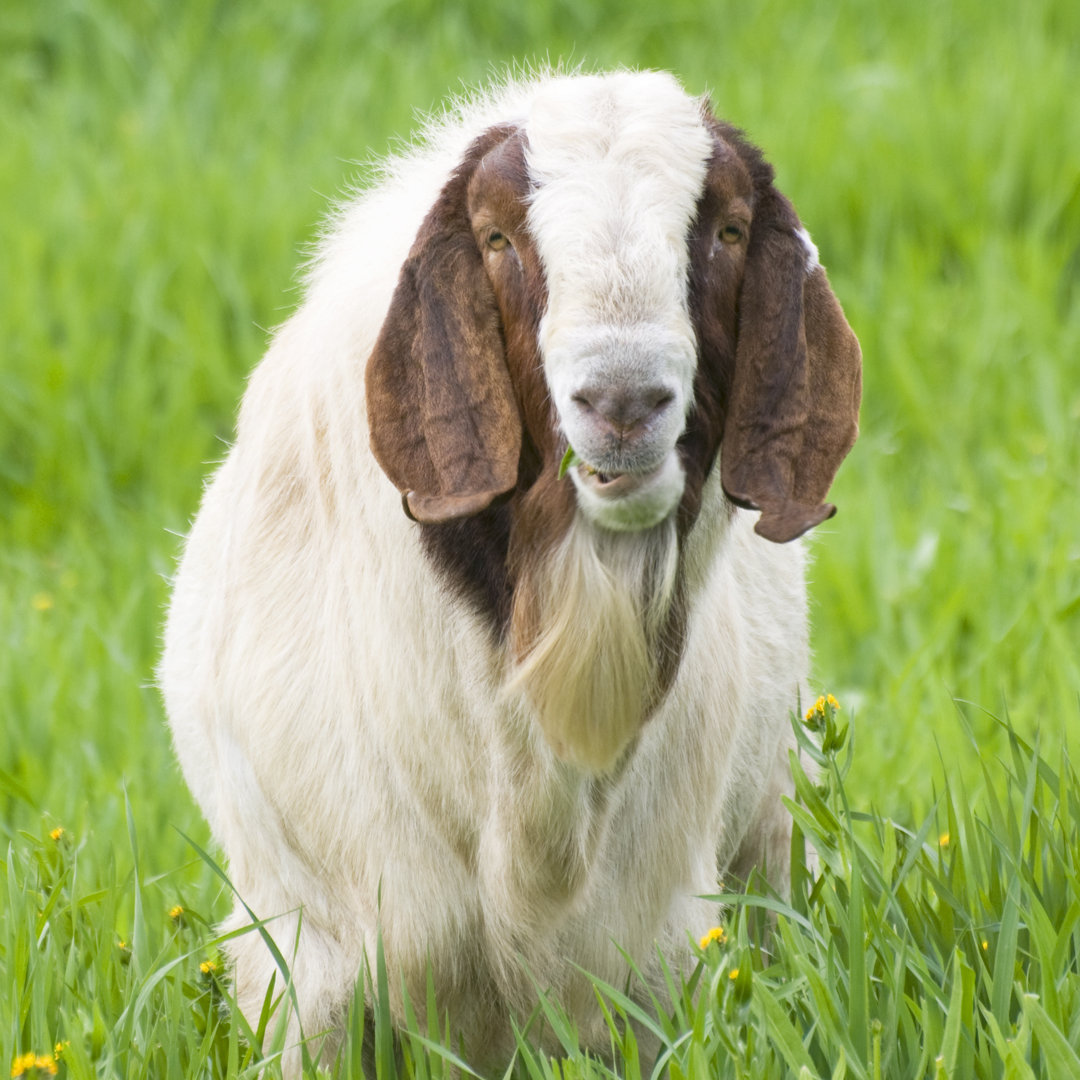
4 705 1077 1076
2 0 1078 1074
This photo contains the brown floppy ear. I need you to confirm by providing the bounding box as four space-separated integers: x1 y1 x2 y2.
721 186 862 543
366 130 522 524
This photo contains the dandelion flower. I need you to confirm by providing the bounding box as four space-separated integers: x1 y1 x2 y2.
699 926 727 949
10 1054 57 1078
728 968 739 980
12 1053 36 1078
49 827 64 842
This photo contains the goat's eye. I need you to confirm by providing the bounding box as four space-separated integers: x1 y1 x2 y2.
486 229 510 252
719 223 745 245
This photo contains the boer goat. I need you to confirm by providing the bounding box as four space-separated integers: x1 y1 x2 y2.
160 69 861 1069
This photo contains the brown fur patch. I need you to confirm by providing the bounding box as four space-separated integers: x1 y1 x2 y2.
678 121 756 531
413 130 571 632
702 118 863 542
366 125 524 525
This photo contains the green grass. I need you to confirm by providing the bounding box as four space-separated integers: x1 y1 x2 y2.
4 705 1078 1077
2 0 1078 1074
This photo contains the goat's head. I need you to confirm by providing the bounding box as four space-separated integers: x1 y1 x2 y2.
366 72 861 770
367 71 861 547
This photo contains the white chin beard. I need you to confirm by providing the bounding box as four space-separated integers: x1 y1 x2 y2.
569 450 685 532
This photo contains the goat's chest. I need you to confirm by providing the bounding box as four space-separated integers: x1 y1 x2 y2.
471 697 730 966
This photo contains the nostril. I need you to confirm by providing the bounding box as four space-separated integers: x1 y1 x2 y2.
647 389 675 413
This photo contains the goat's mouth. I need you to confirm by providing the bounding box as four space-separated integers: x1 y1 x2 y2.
575 461 665 499
569 451 685 532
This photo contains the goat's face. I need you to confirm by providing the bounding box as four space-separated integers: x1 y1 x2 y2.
521 76 714 531
367 71 861 545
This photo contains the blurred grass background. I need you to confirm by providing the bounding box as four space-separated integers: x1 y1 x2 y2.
1 0 1077 874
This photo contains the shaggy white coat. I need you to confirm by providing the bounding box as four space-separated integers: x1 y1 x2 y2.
160 70 812 1067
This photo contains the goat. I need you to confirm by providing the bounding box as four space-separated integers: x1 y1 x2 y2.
160 68 861 1070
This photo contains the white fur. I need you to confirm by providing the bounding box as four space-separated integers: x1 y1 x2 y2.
505 513 680 771
528 73 709 516
796 226 821 273
160 70 812 1071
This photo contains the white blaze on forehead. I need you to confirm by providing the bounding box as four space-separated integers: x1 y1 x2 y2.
524 72 713 341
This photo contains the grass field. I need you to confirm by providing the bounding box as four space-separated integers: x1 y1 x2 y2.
2 0 1078 1075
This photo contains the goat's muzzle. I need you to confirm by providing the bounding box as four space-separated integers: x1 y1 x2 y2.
570 383 676 445
567 449 686 533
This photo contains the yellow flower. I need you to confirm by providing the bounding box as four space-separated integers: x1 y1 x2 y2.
168 904 184 921
728 968 740 980
805 694 841 723
12 1053 36 1078
939 832 950 847
52 1043 69 1061
32 593 54 612
200 960 218 975
10 1054 57 1078
981 940 989 951
49 827 64 842
699 926 727 949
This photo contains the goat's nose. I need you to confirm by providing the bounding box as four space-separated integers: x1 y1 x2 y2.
571 384 675 439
